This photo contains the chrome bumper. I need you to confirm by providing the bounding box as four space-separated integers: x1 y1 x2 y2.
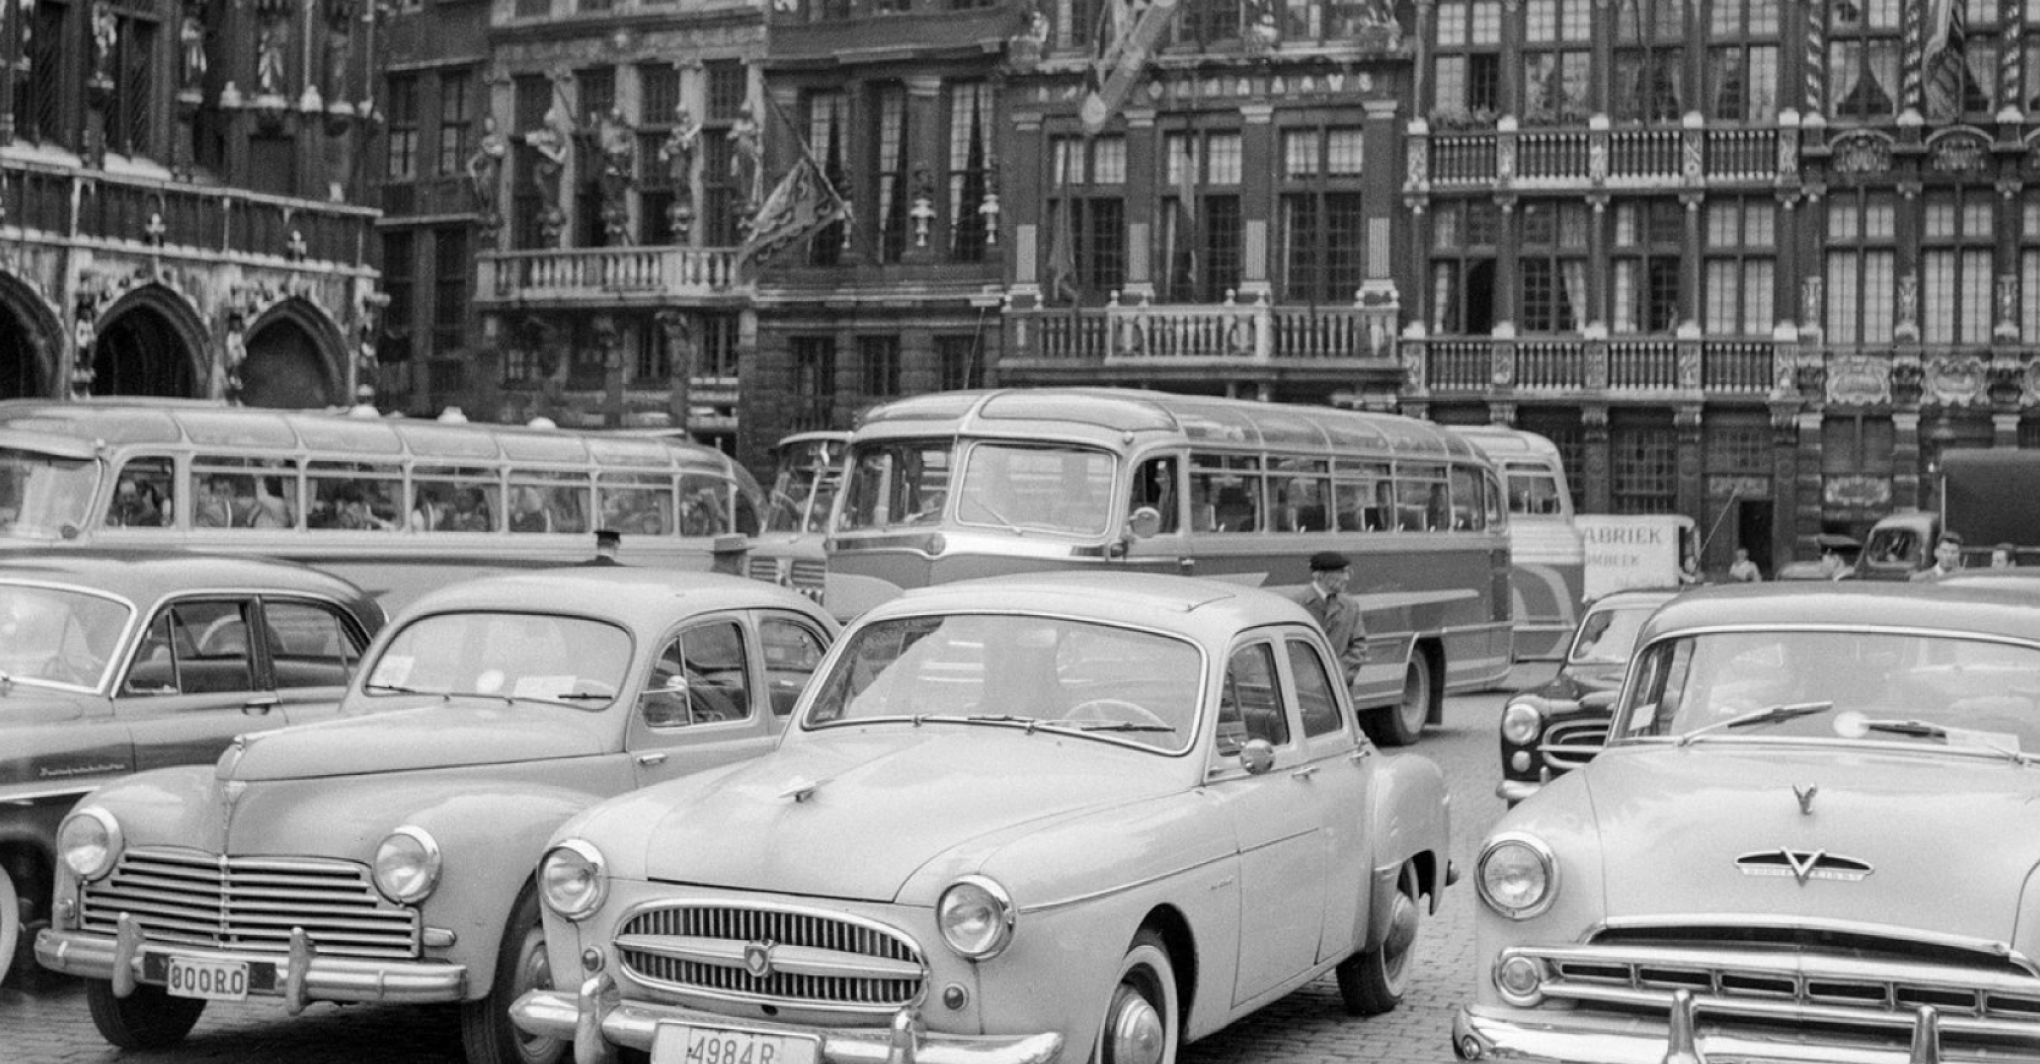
512 972 1065 1064
37 915 466 1011
1454 990 2029 1064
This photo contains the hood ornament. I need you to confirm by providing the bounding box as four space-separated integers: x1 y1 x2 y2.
779 777 821 803
1737 848 1872 885
744 939 776 979
1793 783 1817 815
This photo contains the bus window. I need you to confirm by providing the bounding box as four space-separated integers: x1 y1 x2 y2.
601 477 676 536
1483 469 1507 530
1190 454 1261 534
307 463 403 531
677 474 731 535
1129 456 1181 534
413 467 500 532
1270 459 1330 533
957 444 1113 535
1450 466 1483 531
841 440 951 531
1396 464 1447 532
508 477 591 534
0 449 99 536
194 457 298 530
106 457 175 528
1332 462 1389 532
1507 466 1564 516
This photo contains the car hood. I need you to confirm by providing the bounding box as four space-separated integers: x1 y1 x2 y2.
221 701 614 781
1586 745 2040 941
622 727 1179 902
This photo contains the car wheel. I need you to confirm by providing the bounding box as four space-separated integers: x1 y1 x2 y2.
0 861 16 986
461 886 567 1064
1335 862 1421 1016
85 978 207 1049
1092 929 1178 1064
1372 653 1432 747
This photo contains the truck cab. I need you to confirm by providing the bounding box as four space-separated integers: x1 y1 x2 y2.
1858 510 1937 581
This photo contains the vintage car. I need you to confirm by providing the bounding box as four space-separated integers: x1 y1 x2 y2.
1496 588 1676 804
511 571 1453 1064
1456 581 2040 1064
36 569 836 1064
0 548 382 986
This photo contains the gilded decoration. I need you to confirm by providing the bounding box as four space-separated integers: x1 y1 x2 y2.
1829 130 1894 175
1823 475 1892 511
1922 355 1987 407
1825 353 1890 407
1926 128 1989 173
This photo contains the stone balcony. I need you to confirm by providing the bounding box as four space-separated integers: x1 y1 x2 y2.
1405 335 1782 399
474 246 744 308
1409 113 1792 193
1005 291 1401 370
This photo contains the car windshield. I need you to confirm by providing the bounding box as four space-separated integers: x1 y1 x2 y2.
803 613 1203 753
0 584 130 690
363 611 632 708
763 438 845 534
1616 628 2040 756
0 449 100 540
1568 604 1654 666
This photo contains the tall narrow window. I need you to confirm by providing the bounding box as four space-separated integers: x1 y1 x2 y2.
105 0 160 159
437 70 472 178
1702 198 1775 336
1431 0 1502 126
875 85 909 263
1612 0 1684 125
380 231 416 363
791 337 838 431
1827 0 1901 121
432 228 467 356
1164 130 1242 302
1919 190 1994 345
1279 127 1365 305
1921 0 1997 121
2024 194 2040 343
705 61 746 120
15 0 69 147
575 67 616 248
511 74 550 249
1517 200 1590 333
1612 200 1682 334
638 63 682 245
947 81 993 262
701 313 741 378
1824 193 1896 345
1430 199 1499 334
1611 416 1677 515
805 91 849 266
858 336 901 399
387 75 419 181
1522 0 1591 126
937 335 983 390
1707 0 1779 123
1046 136 1127 302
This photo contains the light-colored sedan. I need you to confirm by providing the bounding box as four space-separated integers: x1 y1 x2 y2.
513 571 1453 1064
37 569 836 1064
1458 581 2040 1064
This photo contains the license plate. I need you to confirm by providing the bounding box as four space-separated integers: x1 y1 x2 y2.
651 1023 819 1064
165 956 251 1001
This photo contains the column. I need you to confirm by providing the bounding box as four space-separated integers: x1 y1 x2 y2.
1793 409 1822 553
1582 403 1611 512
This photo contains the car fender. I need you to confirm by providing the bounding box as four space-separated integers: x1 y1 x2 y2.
1364 751 1451 951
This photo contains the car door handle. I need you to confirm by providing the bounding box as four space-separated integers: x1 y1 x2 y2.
636 752 668 767
242 694 280 715
1290 765 1319 781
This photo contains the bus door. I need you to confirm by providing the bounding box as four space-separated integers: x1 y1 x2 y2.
1120 453 1195 575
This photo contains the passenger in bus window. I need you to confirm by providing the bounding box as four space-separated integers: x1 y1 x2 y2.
195 476 236 528
510 486 554 533
1214 483 1258 533
108 477 168 527
412 486 449 532
239 477 293 529
449 487 494 531
335 484 397 531
681 486 730 536
1130 457 1180 534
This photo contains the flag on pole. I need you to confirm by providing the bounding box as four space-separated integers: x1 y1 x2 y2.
1046 144 1078 304
1924 0 1967 119
738 155 850 269
1175 130 1199 297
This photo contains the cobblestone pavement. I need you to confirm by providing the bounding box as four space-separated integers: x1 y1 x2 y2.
0 684 1527 1064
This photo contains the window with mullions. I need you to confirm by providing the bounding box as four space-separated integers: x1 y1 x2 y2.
1921 0 1997 121
1703 199 1774 336
1821 414 1894 480
1429 199 1499 334
806 91 849 266
637 64 681 246
1612 0 1683 124
1612 200 1682 335
948 82 994 262
701 135 740 246
875 85 910 263
1522 0 1591 126
1827 0 1901 121
1279 127 1365 305
1706 0 1779 123
791 337 837 432
859 336 901 399
1517 200 1590 333
437 70 472 178
1046 136 1127 302
511 74 550 250
706 61 746 121
381 231 415 363
2024 195 2040 344
103 0 159 159
432 228 467 356
1611 418 1677 515
1164 131 1243 303
701 313 740 377
1517 410 1584 510
14 0 68 147
1432 0 1502 125
1920 190 1994 346
2027 4 2040 112
1180 0 1242 44
1824 192 1896 345
387 75 419 181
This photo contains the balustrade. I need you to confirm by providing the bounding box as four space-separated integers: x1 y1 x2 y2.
1515 341 1585 390
1418 123 1783 187
1702 342 1774 393
1607 340 1679 389
477 246 740 303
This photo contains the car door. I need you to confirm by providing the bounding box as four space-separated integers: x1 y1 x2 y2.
1280 630 1375 964
116 596 294 773
626 613 782 789
1204 637 1328 1007
255 596 373 725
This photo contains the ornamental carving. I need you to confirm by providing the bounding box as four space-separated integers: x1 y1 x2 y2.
1923 354 1987 407
1823 475 1892 511
1927 129 1989 173
1830 130 1893 175
1825 353 1890 407
2024 360 2040 406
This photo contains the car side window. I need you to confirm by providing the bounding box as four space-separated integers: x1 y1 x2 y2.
1216 642 1288 756
1286 638 1344 738
759 614 828 717
641 620 753 728
263 600 367 689
124 599 256 697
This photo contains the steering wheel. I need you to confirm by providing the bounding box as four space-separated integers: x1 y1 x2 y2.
1062 698 1171 730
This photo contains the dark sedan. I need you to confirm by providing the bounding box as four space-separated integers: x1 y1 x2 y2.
0 549 383 985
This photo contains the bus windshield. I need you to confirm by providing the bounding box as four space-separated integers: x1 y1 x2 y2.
764 437 846 534
955 443 1115 536
1505 465 1566 517
0 449 101 539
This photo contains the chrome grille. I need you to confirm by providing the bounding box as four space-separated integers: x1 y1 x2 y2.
617 902 924 1011
1539 720 1608 770
788 559 826 592
80 847 420 959
746 557 781 583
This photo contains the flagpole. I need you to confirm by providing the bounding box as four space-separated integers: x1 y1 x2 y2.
762 92 854 229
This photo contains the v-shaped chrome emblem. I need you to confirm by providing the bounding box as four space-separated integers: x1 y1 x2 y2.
1793 784 1817 815
1781 848 1824 885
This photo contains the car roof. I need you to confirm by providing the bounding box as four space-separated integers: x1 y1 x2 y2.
861 571 1315 642
392 568 833 630
0 547 373 606
1585 588 1682 611
1635 581 2040 644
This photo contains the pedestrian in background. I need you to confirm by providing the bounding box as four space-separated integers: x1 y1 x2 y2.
576 528 624 566
1728 547 1762 583
1990 542 2016 569
1295 550 1367 686
1912 531 1964 581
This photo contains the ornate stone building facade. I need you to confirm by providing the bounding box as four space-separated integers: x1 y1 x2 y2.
0 0 382 407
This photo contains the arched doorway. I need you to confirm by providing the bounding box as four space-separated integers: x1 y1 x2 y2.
93 302 204 398
0 275 57 399
240 303 342 409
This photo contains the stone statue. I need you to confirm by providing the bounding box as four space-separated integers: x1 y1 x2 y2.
466 115 508 217
524 98 573 240
324 0 356 103
179 8 207 90
90 1 118 86
727 107 761 203
256 17 288 96
659 109 700 188
596 108 636 245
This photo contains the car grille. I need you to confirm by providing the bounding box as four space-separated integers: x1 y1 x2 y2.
1538 720 1608 770
79 847 420 959
746 557 781 583
788 559 826 592
616 901 925 1012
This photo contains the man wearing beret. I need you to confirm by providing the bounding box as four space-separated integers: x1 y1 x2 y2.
1296 550 1368 684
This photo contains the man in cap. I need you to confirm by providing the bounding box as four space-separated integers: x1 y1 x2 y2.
577 528 624 566
1295 550 1368 685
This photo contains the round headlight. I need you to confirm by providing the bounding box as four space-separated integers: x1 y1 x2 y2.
937 875 1014 960
1500 701 1543 746
1477 833 1557 920
372 826 442 904
539 839 607 921
58 807 123 881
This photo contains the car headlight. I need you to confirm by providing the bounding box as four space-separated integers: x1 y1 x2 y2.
938 875 1014 960
372 826 442 904
1500 700 1543 745
539 839 607 921
58 807 123 881
1477 833 1558 920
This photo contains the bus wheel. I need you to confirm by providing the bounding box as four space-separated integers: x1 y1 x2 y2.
1373 653 1432 747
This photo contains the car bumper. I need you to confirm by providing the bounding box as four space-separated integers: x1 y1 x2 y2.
37 916 466 1011
513 972 1065 1064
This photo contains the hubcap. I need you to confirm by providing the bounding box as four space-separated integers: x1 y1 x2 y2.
1107 984 1165 1064
515 931 562 1058
1400 667 1427 733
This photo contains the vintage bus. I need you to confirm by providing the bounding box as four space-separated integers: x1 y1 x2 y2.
1452 424 1586 663
0 400 762 611
744 430 848 605
824 388 1514 745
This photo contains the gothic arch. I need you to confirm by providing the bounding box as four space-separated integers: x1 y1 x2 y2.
240 297 347 409
0 272 60 399
92 284 211 398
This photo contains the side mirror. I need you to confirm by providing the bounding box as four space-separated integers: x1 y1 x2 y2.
1238 738 1276 775
1127 505 1163 539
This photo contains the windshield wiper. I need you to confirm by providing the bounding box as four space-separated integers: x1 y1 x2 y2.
546 692 613 701
962 713 1050 733
1855 718 2038 767
365 682 442 698
1678 700 1834 746
1072 721 1175 733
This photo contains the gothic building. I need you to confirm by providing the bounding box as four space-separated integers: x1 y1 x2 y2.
0 0 382 407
